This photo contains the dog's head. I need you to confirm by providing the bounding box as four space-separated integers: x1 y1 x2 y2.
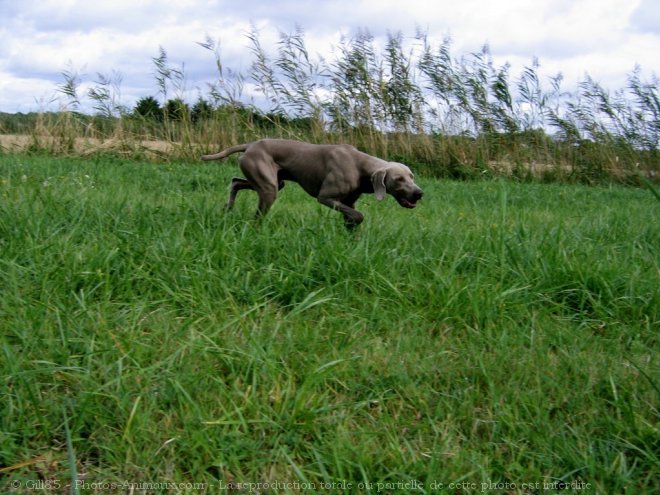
371 163 423 209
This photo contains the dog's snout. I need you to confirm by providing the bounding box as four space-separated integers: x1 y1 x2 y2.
413 189 423 201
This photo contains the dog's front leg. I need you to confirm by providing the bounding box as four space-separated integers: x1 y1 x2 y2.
317 197 364 229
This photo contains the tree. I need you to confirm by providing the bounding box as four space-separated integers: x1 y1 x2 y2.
133 96 162 121
191 98 213 123
164 98 190 122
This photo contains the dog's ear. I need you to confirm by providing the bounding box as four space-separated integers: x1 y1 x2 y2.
371 169 387 200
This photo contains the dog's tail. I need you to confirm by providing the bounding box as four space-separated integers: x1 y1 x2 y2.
201 143 249 161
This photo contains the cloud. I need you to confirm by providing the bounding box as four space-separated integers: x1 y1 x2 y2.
0 75 59 113
631 0 660 34
1 0 658 114
5 0 187 33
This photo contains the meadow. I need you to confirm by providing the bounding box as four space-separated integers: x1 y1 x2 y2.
0 151 657 493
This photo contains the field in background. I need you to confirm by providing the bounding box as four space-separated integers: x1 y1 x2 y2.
0 153 657 493
1 28 658 184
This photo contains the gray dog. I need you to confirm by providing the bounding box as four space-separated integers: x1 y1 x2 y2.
201 139 423 228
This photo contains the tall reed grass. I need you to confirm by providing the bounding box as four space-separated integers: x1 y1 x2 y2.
1 28 657 183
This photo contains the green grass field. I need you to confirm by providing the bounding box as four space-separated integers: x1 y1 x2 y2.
0 153 658 494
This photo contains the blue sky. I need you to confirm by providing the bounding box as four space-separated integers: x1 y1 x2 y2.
1 0 658 114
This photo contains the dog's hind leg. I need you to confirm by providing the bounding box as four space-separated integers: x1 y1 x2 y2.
255 185 278 218
226 177 253 210
236 152 283 219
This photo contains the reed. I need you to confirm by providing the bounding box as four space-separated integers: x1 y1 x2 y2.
1 27 657 183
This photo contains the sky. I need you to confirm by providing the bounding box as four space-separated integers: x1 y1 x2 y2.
1 0 659 114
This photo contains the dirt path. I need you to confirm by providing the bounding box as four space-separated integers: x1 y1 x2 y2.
0 134 175 157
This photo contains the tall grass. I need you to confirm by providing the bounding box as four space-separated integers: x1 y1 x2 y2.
0 27 658 182
0 153 657 492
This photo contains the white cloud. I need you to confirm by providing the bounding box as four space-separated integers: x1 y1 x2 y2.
0 0 658 114
631 0 660 34
0 74 60 113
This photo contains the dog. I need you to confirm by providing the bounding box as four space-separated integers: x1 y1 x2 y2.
201 139 423 228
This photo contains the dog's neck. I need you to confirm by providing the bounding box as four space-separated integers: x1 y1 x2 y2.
359 154 391 175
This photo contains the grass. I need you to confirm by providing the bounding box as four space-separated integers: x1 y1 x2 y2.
0 152 658 493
